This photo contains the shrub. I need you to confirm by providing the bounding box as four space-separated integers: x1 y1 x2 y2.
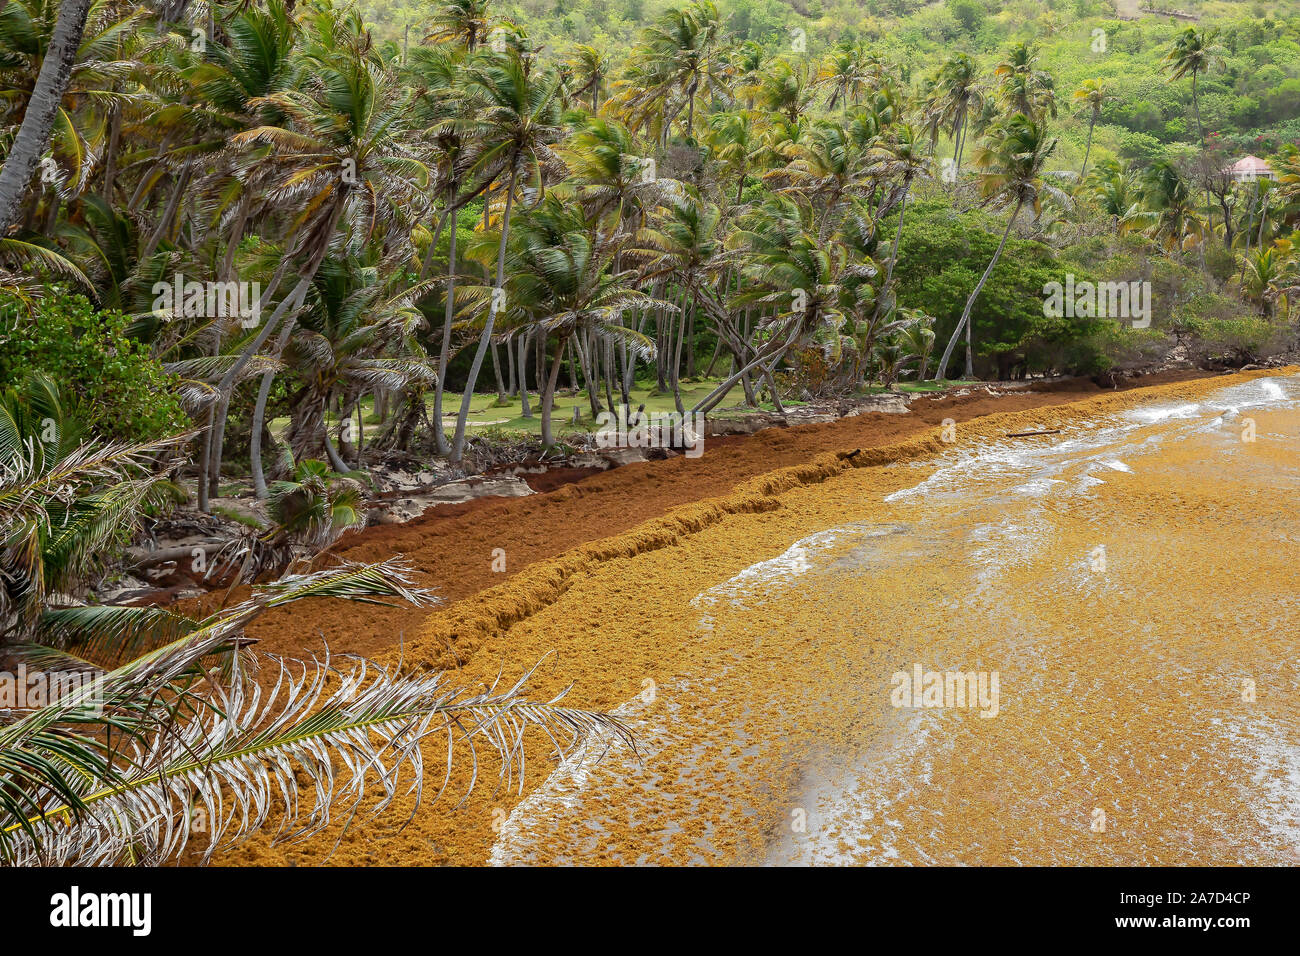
0 293 188 441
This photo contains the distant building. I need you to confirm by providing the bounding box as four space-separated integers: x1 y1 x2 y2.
1226 155 1276 183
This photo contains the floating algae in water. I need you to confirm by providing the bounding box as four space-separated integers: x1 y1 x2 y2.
483 370 1300 866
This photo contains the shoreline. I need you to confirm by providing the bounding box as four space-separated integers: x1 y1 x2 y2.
182 368 1223 664
210 365 1295 867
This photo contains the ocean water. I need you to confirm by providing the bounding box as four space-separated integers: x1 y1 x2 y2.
490 375 1300 866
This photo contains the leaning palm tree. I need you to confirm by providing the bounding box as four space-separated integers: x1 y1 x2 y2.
206 11 431 508
868 124 931 312
567 44 609 112
0 0 94 235
935 114 1063 381
448 46 563 463
1072 78 1106 180
688 197 872 416
619 0 722 141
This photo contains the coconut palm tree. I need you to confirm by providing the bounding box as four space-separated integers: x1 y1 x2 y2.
621 0 722 141
1136 158 1205 254
0 0 94 236
995 42 1056 121
935 114 1063 381
818 41 876 115
708 109 765 204
426 0 495 52
936 52 983 182
1162 27 1224 238
1072 78 1106 180
567 44 609 113
204 10 431 507
868 124 930 312
449 45 563 463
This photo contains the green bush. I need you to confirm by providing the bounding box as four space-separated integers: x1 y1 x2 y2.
1181 315 1291 366
0 293 189 441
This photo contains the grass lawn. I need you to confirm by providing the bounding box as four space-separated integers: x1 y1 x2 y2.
271 376 964 443
358 378 794 438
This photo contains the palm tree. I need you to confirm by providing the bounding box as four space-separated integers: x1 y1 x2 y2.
725 39 767 111
935 114 1063 381
1072 79 1106 180
1087 158 1142 231
426 0 495 52
708 110 764 204
936 53 983 182
995 42 1056 121
768 120 873 238
1136 158 1205 254
1162 27 1225 238
0 0 94 236
869 124 930 307
206 11 431 506
621 1 722 142
0 374 186 642
567 44 609 112
449 46 563 463
688 197 871 415
757 58 814 124
279 258 436 470
818 41 876 115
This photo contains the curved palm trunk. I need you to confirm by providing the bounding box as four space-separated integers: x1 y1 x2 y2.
451 166 517 463
691 324 799 417
249 315 297 498
934 198 1022 382
204 204 342 508
0 0 93 236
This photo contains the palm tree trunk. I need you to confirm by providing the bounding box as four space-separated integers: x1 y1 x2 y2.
935 198 1021 381
540 335 566 448
249 313 297 498
882 184 909 294
602 337 616 414
1081 110 1097 181
433 207 458 455
140 165 193 259
670 288 689 414
517 331 532 418
101 103 121 202
691 325 798 416
0 0 93 236
451 165 517 463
